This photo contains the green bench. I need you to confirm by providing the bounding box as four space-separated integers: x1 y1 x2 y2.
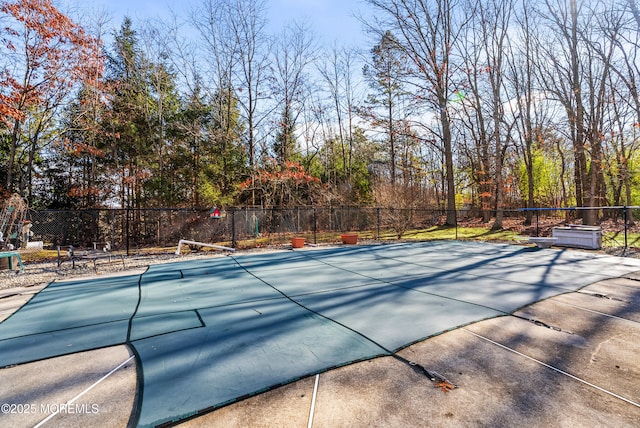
0 251 24 272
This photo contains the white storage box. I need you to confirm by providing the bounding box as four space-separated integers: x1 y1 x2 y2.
552 225 602 250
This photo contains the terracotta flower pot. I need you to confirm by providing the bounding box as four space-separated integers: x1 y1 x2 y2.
291 237 305 248
341 234 358 245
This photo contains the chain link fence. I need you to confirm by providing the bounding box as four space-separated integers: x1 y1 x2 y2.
3 205 639 265
18 206 448 251
509 206 639 251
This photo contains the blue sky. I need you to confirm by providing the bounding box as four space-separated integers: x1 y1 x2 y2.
66 0 370 48
268 0 366 45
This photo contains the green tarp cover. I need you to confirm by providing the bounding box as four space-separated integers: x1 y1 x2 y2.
2 241 640 427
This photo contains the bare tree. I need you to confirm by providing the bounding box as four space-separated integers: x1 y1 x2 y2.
191 0 271 173
456 13 493 222
629 0 640 28
191 0 242 154
316 44 361 190
606 70 638 218
456 0 514 229
536 0 615 224
482 0 514 230
270 21 316 164
597 0 640 222
506 0 539 224
504 0 564 224
362 0 468 225
228 0 271 169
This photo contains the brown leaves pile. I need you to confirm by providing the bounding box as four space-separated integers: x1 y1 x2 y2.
435 380 455 393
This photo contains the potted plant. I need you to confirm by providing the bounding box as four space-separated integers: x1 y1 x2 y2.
341 233 358 245
291 237 305 248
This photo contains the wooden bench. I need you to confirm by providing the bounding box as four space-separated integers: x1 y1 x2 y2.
0 251 24 272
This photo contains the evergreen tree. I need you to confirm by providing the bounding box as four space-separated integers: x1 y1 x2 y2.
103 17 153 209
170 81 247 207
360 31 410 186
144 60 183 206
167 85 212 206
47 83 108 209
201 83 247 206
273 108 296 165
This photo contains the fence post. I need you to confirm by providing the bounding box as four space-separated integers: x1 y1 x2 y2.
377 207 381 240
455 209 458 240
313 207 317 244
231 208 236 248
623 206 628 252
125 208 130 256
111 210 116 250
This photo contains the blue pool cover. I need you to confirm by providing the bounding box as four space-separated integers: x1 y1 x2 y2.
2 241 640 427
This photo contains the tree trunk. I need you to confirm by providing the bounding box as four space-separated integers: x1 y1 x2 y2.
6 121 21 192
440 100 457 226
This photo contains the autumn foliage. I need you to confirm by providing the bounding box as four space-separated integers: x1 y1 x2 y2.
240 160 323 206
0 80 23 123
0 0 102 122
1 0 104 196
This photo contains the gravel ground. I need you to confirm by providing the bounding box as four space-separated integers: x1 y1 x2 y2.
0 250 243 291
